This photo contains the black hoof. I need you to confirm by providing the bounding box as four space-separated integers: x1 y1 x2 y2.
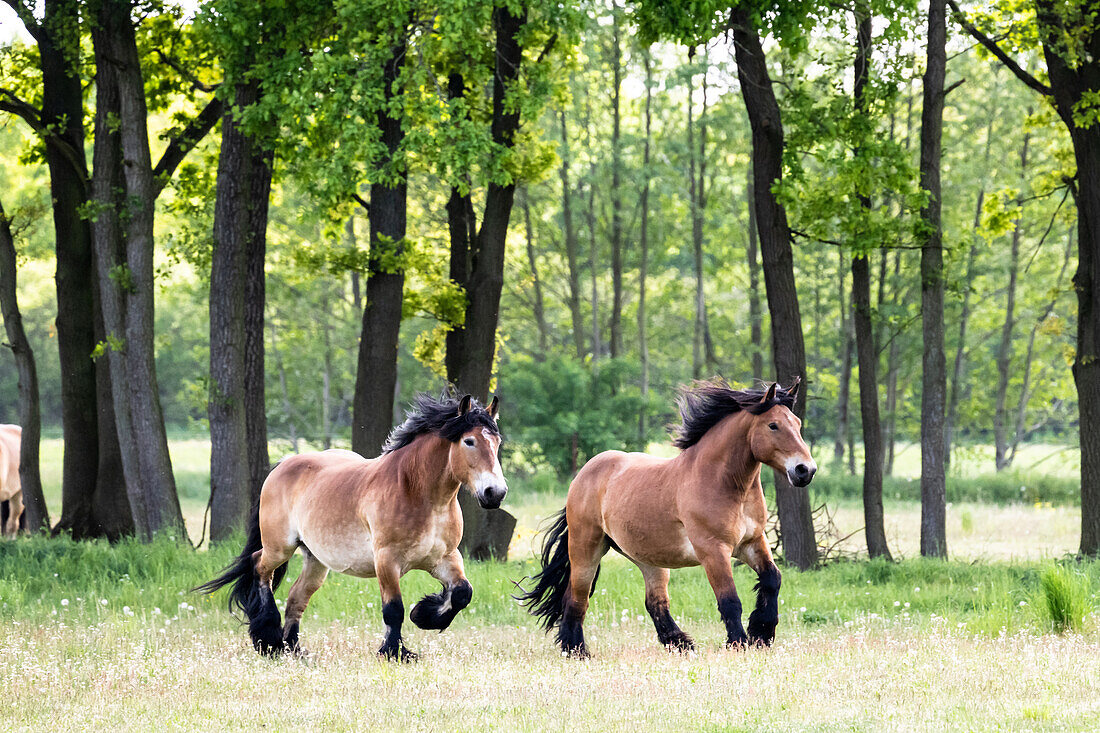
662 632 695 652
378 643 419 662
747 618 777 647
561 643 591 659
250 621 286 656
410 592 453 631
725 634 750 650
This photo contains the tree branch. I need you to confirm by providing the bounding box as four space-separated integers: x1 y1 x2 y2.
152 95 224 197
0 88 88 185
946 0 1052 97
154 49 218 93
0 0 41 40
352 193 370 214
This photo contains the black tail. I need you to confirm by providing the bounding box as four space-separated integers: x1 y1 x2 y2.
515 507 592 631
192 502 289 654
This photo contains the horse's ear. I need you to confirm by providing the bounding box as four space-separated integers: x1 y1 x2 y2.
787 376 801 401
763 382 777 403
487 395 499 421
459 394 472 415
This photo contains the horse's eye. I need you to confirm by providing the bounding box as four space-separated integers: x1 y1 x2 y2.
768 423 779 431
463 438 476 447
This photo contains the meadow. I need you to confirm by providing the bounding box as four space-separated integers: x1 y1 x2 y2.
1 439 1098 731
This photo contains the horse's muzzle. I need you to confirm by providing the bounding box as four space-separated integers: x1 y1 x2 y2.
477 485 507 510
788 463 817 488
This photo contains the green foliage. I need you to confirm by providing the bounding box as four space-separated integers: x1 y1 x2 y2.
1039 564 1090 633
500 354 661 476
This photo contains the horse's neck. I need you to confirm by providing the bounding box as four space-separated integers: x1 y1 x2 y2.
394 435 461 506
682 412 760 490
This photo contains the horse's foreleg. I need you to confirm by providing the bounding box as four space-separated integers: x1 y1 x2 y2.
374 550 416 661
282 549 329 654
698 544 749 648
637 563 694 652
411 550 472 632
3 491 22 537
738 535 781 647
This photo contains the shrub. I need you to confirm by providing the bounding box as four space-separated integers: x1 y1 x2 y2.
1039 565 1090 634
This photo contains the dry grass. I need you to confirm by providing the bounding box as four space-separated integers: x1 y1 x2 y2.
1 618 1097 731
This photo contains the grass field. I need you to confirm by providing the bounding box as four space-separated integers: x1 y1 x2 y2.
2 439 1098 730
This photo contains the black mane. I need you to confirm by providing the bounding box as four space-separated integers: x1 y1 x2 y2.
382 393 499 454
671 378 797 450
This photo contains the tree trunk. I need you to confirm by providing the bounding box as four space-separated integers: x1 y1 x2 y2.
352 37 407 458
608 4 624 359
835 253 853 468
884 248 902 476
244 146 272 503
747 167 765 379
559 109 585 359
347 216 362 312
35 0 132 540
852 6 891 560
0 199 48 531
919 0 948 559
638 51 653 440
732 8 816 569
91 0 186 541
994 131 1029 471
448 5 526 400
689 49 712 379
522 188 548 354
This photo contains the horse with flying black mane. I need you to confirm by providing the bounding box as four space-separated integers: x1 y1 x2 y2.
518 378 816 657
195 393 506 660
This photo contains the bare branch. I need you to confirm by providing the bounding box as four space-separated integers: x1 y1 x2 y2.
152 95 224 197
352 193 370 214
946 0 1052 98
154 49 218 93
0 87 88 185
0 0 41 39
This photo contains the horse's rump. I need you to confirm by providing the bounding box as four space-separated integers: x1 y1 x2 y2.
0 425 20 501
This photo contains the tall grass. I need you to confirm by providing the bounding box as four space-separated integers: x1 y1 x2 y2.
1039 565 1091 633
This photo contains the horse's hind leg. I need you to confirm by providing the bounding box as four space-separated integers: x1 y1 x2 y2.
3 491 22 537
374 548 416 661
738 535 782 647
411 550 472 632
282 548 329 654
636 563 694 651
559 521 609 658
251 544 295 655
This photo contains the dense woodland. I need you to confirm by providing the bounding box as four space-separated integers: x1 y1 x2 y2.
1 0 1098 564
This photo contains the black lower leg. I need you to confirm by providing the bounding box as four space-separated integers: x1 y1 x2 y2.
645 597 694 651
410 580 472 632
378 597 415 661
282 620 300 652
747 563 782 646
249 584 285 656
717 592 748 647
556 598 589 658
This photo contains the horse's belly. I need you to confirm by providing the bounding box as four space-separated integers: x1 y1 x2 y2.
606 518 699 569
300 525 377 578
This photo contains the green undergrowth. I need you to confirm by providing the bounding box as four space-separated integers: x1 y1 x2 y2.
1 535 1097 640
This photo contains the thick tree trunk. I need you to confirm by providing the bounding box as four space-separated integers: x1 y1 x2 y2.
209 80 261 542
448 6 526 400
37 0 132 540
919 0 948 559
522 189 548 354
559 109 585 359
608 5 624 359
732 9 816 569
852 7 891 560
638 52 652 440
0 199 48 531
352 38 407 458
244 147 272 503
884 249 902 476
91 0 185 541
994 132 1029 471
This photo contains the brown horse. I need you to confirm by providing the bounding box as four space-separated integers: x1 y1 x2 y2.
0 425 23 537
196 394 505 659
519 379 815 657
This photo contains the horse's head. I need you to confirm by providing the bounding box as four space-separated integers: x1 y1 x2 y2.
749 379 817 487
450 395 508 509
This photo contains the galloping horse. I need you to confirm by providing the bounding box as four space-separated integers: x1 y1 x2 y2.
519 379 815 657
0 425 23 537
196 394 506 659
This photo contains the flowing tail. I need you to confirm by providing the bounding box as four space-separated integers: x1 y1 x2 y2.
516 507 600 631
192 501 288 654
